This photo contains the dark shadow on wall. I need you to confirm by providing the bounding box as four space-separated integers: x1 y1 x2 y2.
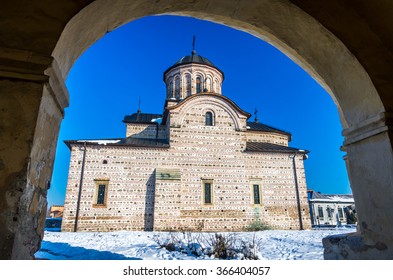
128 123 160 139
144 171 156 231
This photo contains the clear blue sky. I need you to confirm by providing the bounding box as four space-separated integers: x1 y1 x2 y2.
47 15 351 207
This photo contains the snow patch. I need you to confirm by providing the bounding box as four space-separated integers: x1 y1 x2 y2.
35 228 356 260
77 140 121 145
151 118 162 124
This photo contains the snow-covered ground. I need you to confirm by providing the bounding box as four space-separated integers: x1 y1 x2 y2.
35 227 356 260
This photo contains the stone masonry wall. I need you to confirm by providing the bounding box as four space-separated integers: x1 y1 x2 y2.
125 123 166 139
62 145 165 232
245 131 289 146
245 152 311 229
62 95 311 232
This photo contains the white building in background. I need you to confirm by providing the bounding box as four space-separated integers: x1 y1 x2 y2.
308 190 357 227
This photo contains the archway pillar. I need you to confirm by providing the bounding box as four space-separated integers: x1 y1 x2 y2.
0 47 68 259
323 112 393 259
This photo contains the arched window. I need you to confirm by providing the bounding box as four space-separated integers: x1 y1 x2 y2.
196 76 202 93
185 74 192 96
205 111 213 126
168 79 174 98
174 76 180 98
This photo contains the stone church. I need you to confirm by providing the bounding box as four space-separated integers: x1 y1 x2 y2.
62 48 311 232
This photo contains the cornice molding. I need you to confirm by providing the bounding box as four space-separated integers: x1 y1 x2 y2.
343 111 393 146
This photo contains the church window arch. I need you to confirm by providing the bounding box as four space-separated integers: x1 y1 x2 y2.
185 73 192 96
205 111 214 126
196 76 202 93
167 77 174 98
174 75 180 98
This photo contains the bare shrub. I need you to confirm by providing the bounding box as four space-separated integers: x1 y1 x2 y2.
238 233 263 260
150 232 181 251
150 232 263 260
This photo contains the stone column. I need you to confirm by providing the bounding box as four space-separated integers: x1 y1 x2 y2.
0 47 68 259
323 112 393 259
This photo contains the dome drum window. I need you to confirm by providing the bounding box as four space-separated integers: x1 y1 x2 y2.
196 76 202 93
185 74 192 96
163 49 224 100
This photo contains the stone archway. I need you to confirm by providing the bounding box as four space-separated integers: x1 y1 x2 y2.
1 0 392 259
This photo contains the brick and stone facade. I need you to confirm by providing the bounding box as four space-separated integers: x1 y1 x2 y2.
62 50 311 232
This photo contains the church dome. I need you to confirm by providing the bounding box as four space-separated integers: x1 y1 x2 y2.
164 50 223 76
163 48 225 102
173 51 215 67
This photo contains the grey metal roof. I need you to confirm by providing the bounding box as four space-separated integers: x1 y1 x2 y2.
247 122 291 136
123 113 162 124
163 51 224 78
245 142 308 153
118 137 169 147
174 53 215 67
64 137 169 149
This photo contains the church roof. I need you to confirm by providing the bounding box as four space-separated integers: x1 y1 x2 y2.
245 142 308 154
118 137 169 147
123 113 163 124
123 107 291 140
66 139 305 154
163 51 224 78
175 52 215 67
65 138 307 154
246 122 292 137
64 138 169 149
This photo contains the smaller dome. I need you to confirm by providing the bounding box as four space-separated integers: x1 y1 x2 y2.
163 49 225 99
173 53 215 68
164 51 224 77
